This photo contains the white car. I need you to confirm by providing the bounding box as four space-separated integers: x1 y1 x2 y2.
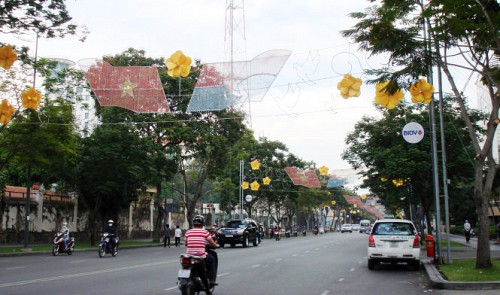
340 224 352 233
367 219 420 270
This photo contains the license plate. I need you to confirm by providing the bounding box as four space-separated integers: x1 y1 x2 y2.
225 235 233 238
389 242 399 248
178 269 190 278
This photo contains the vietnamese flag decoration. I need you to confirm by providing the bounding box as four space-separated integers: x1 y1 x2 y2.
83 60 169 113
284 167 321 188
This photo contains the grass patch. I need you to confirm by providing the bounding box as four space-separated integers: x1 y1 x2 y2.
441 240 467 248
0 241 160 254
439 259 500 281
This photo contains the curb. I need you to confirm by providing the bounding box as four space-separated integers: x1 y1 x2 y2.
0 243 163 258
423 260 500 290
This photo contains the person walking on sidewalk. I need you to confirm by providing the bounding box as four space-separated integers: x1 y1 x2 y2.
175 225 182 247
163 224 171 248
464 219 472 243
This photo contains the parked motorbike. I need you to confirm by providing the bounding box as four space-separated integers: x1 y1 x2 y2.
285 227 291 238
52 232 75 256
293 227 298 237
177 246 218 295
313 227 319 235
98 232 118 257
302 229 307 236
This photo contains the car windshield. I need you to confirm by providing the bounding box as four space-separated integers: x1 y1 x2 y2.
372 222 415 236
226 221 245 229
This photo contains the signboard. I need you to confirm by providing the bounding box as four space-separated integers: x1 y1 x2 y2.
402 122 424 144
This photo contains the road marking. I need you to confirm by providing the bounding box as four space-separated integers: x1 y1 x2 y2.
320 290 330 295
338 278 344 282
275 258 282 262
350 267 355 272
5 266 25 270
251 264 260 268
0 260 171 288
217 272 229 277
164 286 177 291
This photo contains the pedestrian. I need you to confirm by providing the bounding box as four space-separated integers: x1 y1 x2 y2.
163 224 171 248
496 220 500 244
464 219 471 243
175 225 182 247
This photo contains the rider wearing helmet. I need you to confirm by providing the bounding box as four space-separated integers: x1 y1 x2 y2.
105 219 118 249
60 222 70 249
184 215 220 287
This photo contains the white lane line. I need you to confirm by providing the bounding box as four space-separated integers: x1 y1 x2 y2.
275 258 282 262
350 267 355 272
320 290 330 295
164 286 177 291
0 260 174 288
217 272 229 277
5 266 25 270
251 264 260 268
338 278 344 282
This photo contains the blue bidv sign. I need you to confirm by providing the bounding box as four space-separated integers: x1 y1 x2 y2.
402 122 424 144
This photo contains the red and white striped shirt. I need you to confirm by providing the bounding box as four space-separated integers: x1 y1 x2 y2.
185 228 211 258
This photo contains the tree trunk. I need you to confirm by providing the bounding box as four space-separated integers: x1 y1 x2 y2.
474 163 493 268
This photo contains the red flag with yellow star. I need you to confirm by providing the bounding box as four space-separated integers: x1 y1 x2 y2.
284 167 321 188
83 60 169 113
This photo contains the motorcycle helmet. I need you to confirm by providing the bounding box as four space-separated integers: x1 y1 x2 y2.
193 215 204 226
108 219 114 223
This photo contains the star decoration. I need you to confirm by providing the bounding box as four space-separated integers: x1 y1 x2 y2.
251 160 261 170
263 177 271 185
119 77 138 97
250 181 260 191
319 165 329 176
241 181 249 190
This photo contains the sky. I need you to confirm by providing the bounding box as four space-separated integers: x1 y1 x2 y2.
5 0 453 184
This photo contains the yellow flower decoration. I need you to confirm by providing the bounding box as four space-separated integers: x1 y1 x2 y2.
360 194 366 200
381 177 387 182
409 78 434 104
263 176 271 185
0 45 17 70
331 200 336 205
392 179 404 187
241 181 249 190
21 87 42 109
250 181 260 191
166 50 192 77
337 74 362 99
250 159 261 170
0 99 15 124
375 81 404 110
319 165 329 176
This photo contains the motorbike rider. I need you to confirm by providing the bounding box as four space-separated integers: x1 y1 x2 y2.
184 215 220 287
105 219 118 249
59 222 70 249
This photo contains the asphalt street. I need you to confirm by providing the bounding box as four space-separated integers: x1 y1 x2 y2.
0 232 498 295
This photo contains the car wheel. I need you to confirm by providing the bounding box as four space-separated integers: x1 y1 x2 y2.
230 243 235 248
242 235 249 248
368 259 376 270
253 237 259 246
412 260 420 271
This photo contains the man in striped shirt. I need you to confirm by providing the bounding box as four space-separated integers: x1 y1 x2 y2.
185 215 220 287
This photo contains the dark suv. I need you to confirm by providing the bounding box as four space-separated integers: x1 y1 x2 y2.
217 218 260 248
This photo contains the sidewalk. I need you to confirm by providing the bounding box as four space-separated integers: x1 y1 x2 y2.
423 234 500 290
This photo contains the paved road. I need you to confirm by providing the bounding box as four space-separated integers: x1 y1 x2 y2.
0 232 497 295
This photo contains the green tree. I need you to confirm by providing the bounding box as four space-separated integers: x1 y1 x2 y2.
343 99 481 235
342 0 499 268
76 123 154 244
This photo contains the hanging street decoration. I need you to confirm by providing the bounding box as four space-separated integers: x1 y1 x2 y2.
337 74 362 99
374 81 404 109
263 176 272 185
241 181 249 190
0 45 17 70
284 167 321 188
81 60 170 113
21 87 42 109
250 181 260 191
166 50 192 78
409 78 434 104
251 159 261 170
187 49 291 112
319 165 329 176
0 99 15 124
327 177 346 188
